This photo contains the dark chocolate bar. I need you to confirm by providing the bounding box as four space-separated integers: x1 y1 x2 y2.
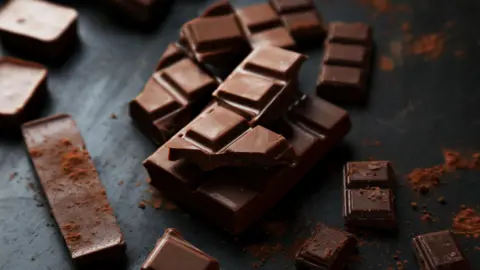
295 224 357 270
129 43 219 145
22 114 125 264
269 0 325 45
317 22 373 104
168 105 297 171
142 229 220 270
0 57 48 130
212 46 306 125
343 161 397 230
144 95 351 234
236 3 295 50
0 0 78 61
200 0 234 17
412 230 471 270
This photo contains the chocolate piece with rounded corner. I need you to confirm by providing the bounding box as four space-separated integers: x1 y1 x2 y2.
0 0 78 62
142 228 220 270
22 114 125 264
316 65 366 103
0 57 48 130
323 43 370 68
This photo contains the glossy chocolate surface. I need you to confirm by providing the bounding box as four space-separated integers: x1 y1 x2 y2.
269 0 315 13
142 229 220 270
412 231 471 270
317 65 366 103
250 27 296 50
344 161 395 189
327 22 372 45
295 224 357 270
323 43 369 67
144 95 351 234
22 114 125 264
281 10 325 42
236 3 281 33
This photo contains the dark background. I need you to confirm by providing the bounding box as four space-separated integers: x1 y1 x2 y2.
1 0 480 269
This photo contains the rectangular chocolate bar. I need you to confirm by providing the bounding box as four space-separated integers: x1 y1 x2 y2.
168 105 297 171
144 95 351 234
269 0 325 45
142 228 220 270
295 224 357 270
212 46 306 126
412 230 471 270
129 43 219 145
0 0 78 62
317 22 373 104
236 3 296 50
0 57 48 130
343 161 397 230
22 114 125 264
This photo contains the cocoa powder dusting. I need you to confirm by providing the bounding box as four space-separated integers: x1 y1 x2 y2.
443 150 480 170
379 56 395 71
29 149 43 158
452 208 480 238
407 165 444 191
410 34 444 60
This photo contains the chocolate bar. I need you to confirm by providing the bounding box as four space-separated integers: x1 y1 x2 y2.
144 95 351 234
295 224 357 270
168 105 297 171
212 46 306 125
317 22 373 103
200 0 234 17
0 0 78 62
0 57 48 130
269 0 325 45
141 228 220 270
343 161 397 230
236 3 295 50
22 114 125 264
129 43 219 145
412 230 471 270
105 0 172 26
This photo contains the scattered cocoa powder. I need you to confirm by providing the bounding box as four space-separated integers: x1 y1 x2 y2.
264 221 288 238
452 208 480 238
138 201 146 209
358 0 411 14
379 56 395 71
245 242 284 267
59 138 72 146
410 33 444 60
118 180 124 185
420 212 433 222
401 22 410 31
454 50 465 59
410 202 418 210
29 149 43 158
110 113 118 119
443 150 480 170
407 165 444 191
437 196 446 204
66 232 81 243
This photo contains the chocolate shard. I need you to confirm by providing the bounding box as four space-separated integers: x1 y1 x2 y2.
144 94 351 234
129 44 219 145
0 0 78 62
168 105 297 171
200 0 234 17
22 114 125 264
0 57 48 130
412 230 471 270
142 228 220 270
213 46 306 125
295 224 358 270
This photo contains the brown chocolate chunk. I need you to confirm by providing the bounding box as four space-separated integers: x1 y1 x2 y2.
316 65 366 103
236 4 281 33
250 27 296 50
344 161 395 189
323 43 370 67
269 0 315 13
281 11 325 42
327 22 372 45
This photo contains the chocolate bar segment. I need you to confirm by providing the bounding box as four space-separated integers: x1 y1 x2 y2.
200 0 234 17
0 57 48 130
412 231 471 270
323 43 369 67
250 27 296 50
0 0 78 61
168 105 297 171
343 161 397 230
269 0 315 13
22 114 125 264
130 44 219 145
295 224 357 270
142 229 220 270
317 65 366 103
327 22 372 45
213 46 306 125
144 95 351 234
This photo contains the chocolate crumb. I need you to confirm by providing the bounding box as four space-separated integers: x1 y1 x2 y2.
410 202 418 210
437 196 446 204
110 113 117 119
138 201 146 209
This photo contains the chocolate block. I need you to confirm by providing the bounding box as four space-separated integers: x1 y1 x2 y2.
295 224 357 270
0 0 78 61
327 22 372 46
200 0 234 17
250 27 296 50
316 65 366 103
269 0 315 13
344 161 395 189
105 0 171 26
168 105 297 171
213 46 306 125
144 95 351 234
323 43 370 68
0 57 48 130
22 114 125 264
130 45 219 145
412 231 471 270
142 229 220 270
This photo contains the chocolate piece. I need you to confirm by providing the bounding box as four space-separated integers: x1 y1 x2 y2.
412 231 471 270
295 224 357 270
130 47 219 145
22 114 125 264
105 0 171 25
250 27 296 50
269 0 315 13
142 229 220 270
343 161 397 230
344 161 395 189
0 57 48 130
168 105 297 171
213 46 306 125
200 0 234 17
144 95 351 233
323 43 370 67
0 0 78 61
327 22 372 45
316 65 366 103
